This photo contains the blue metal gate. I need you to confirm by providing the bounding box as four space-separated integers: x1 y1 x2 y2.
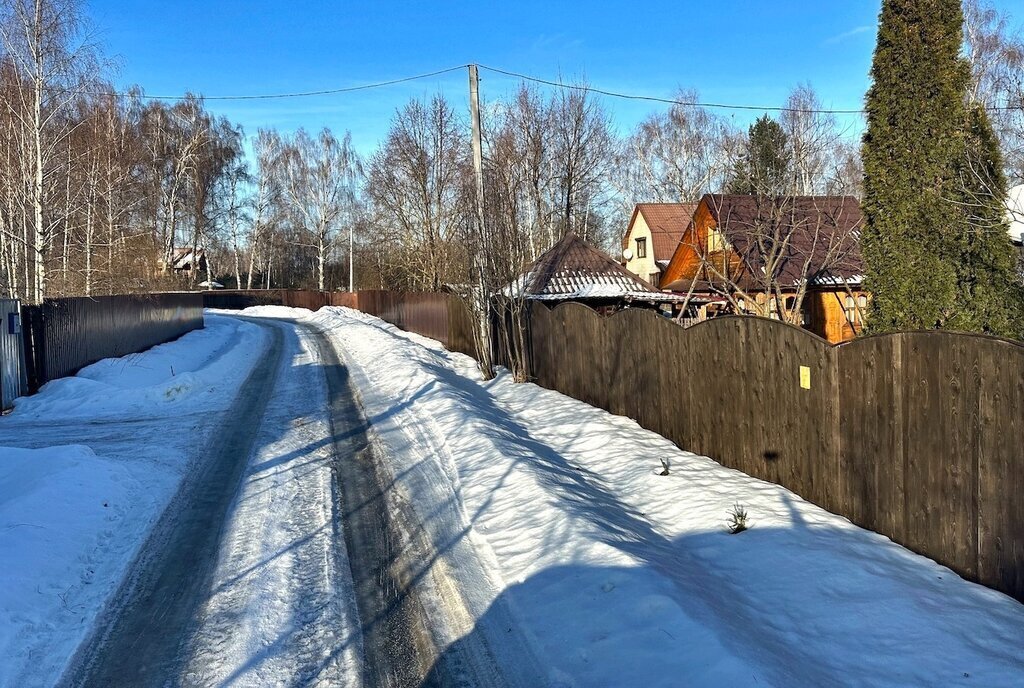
0 299 25 412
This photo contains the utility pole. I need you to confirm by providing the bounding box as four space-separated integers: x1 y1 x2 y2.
468 64 493 377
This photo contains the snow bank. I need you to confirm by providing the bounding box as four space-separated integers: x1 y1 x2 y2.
13 315 263 419
290 305 1024 688
0 446 169 686
0 313 269 686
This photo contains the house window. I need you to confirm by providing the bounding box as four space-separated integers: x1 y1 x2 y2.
635 237 647 258
845 296 858 324
708 227 727 252
852 294 868 327
649 272 660 287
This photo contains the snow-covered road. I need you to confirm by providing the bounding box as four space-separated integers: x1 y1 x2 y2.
59 317 369 687
3 312 520 688
0 315 271 686
290 305 1024 688
4 305 1024 687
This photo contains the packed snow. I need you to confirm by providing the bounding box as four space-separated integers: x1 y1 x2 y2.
238 304 1024 688
180 315 361 686
0 315 269 687
12 316 264 420
5 302 1024 687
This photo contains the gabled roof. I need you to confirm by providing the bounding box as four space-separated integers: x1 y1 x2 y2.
169 247 206 270
623 203 699 262
687 194 863 288
517 232 682 302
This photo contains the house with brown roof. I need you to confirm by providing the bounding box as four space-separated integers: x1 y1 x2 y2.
512 232 685 312
621 203 698 287
160 247 208 275
660 194 867 343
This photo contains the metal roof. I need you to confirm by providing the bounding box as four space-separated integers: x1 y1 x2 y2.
515 233 686 303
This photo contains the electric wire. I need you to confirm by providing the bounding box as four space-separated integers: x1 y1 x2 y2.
56 64 471 101
43 62 1024 114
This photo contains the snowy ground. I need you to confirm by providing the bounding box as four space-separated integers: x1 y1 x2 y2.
0 315 269 687
4 304 1024 687
176 316 360 687
242 304 1024 688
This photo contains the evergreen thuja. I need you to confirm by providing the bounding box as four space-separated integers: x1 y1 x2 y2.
862 0 1023 337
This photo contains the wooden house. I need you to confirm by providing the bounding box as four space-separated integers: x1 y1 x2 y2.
621 203 698 287
660 194 867 343
160 247 208 275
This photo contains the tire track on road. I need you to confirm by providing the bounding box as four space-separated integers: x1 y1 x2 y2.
60 322 285 688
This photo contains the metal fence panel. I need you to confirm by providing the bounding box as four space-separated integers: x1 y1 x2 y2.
202 289 331 311
0 299 25 411
24 293 204 391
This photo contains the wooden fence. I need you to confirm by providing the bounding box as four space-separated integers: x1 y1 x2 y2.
202 289 1024 601
526 303 1024 603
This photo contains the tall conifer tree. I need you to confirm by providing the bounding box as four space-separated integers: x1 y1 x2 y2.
862 0 1022 335
862 0 968 330
953 103 1024 335
728 115 792 196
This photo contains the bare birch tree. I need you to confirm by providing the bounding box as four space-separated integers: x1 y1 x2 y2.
614 89 736 212
367 95 470 290
964 0 1024 184
277 127 362 291
0 0 97 302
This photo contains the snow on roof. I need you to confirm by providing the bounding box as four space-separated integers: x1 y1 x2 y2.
170 247 206 270
808 274 864 287
514 233 687 303
1006 185 1024 244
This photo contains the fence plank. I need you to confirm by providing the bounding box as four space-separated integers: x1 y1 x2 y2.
976 337 1024 597
519 302 1024 603
838 335 904 538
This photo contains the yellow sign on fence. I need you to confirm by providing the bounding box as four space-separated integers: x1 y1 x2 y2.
799 365 811 390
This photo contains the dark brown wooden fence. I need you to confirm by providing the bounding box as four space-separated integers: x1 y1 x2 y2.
525 303 1024 602
22 293 204 391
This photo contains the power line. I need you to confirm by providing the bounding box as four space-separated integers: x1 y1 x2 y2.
476 64 866 114
59 64 471 101
477 64 1024 114
46 62 1024 114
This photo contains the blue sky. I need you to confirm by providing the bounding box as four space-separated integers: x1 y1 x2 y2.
88 1 1024 155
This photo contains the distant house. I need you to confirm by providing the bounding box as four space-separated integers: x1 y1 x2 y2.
660 194 866 343
161 247 207 275
512 232 686 312
621 203 698 287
